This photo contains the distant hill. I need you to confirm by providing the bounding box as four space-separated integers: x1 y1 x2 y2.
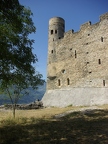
0 83 46 105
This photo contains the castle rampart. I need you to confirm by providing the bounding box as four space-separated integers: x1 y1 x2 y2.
42 12 108 107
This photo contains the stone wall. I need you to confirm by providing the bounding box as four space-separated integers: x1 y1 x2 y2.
42 12 108 107
47 12 108 90
42 88 108 107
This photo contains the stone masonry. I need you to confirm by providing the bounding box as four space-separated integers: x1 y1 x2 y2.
42 12 108 107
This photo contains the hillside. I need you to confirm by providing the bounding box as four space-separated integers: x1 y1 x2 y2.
0 83 46 105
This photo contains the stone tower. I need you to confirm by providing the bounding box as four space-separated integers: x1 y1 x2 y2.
47 17 65 86
42 12 108 107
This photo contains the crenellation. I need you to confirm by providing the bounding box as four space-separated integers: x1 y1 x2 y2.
80 21 91 30
100 12 108 21
64 29 74 37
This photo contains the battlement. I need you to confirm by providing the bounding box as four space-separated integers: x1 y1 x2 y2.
80 21 91 30
100 12 108 21
64 12 108 37
48 13 108 45
64 29 74 37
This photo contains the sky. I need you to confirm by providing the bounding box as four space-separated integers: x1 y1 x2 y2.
19 0 108 80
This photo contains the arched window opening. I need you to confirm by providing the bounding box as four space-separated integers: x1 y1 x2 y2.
55 30 57 34
51 50 53 54
51 30 53 34
58 79 61 86
67 78 70 85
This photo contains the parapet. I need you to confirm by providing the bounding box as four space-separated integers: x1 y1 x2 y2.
49 17 65 25
48 12 108 42
64 29 74 37
100 12 108 21
80 21 91 30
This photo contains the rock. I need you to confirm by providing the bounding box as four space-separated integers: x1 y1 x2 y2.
0 100 43 110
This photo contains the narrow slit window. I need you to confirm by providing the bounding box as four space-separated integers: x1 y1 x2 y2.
51 30 53 34
98 59 101 64
75 50 77 58
103 80 105 86
58 79 61 86
101 37 103 42
51 50 53 54
67 78 70 85
55 30 57 34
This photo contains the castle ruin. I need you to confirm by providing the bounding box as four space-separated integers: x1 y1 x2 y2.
42 12 108 107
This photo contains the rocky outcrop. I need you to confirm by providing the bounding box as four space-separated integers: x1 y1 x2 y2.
0 100 43 110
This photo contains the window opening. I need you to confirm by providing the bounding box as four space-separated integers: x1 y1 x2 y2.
55 30 57 34
70 48 72 51
88 34 90 36
67 78 70 85
51 30 53 34
53 38 54 41
51 50 53 54
103 80 105 86
75 50 77 58
101 37 103 42
61 69 66 74
59 37 61 39
98 59 101 64
58 79 61 86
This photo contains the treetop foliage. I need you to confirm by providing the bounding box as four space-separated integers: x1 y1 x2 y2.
0 0 44 90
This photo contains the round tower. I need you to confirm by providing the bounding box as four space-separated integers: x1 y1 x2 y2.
47 17 65 84
48 17 65 43
48 17 65 63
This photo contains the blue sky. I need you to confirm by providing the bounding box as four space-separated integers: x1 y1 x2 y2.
19 0 108 80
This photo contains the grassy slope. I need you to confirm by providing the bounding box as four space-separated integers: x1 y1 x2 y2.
0 105 108 144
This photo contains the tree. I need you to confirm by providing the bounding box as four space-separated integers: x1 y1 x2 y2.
0 0 44 118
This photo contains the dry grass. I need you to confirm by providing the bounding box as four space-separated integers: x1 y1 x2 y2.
0 106 81 120
0 105 108 144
